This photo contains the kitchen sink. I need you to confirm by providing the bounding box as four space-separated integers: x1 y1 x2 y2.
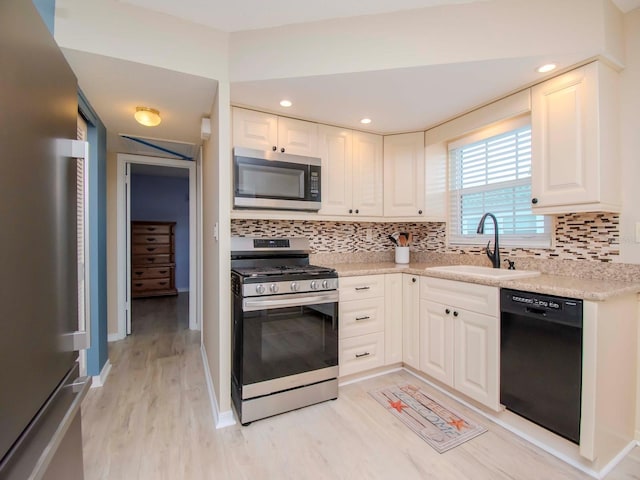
425 265 541 280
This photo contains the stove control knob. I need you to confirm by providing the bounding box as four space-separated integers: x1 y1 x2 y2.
322 280 329 289
255 284 265 295
310 280 318 290
290 282 300 292
270 283 279 293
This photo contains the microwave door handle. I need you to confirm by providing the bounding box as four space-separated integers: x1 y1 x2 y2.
243 292 338 312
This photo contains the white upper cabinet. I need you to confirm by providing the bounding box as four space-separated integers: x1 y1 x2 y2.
383 132 425 217
319 128 383 217
232 107 319 157
531 61 620 214
232 108 277 151
352 131 383 217
318 125 353 216
277 116 319 157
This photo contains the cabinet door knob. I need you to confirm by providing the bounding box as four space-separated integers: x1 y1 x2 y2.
531 197 538 204
453 311 459 317
349 209 353 214
418 210 423 215
412 277 416 283
355 209 359 214
445 308 451 314
280 147 285 153
272 146 277 151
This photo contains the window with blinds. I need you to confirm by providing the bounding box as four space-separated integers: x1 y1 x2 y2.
448 116 551 247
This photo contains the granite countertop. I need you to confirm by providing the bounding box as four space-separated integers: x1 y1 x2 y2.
320 261 640 301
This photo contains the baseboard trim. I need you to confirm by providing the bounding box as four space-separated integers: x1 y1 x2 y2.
200 345 236 429
338 366 402 387
597 440 639 479
108 333 125 342
91 360 112 389
178 287 189 293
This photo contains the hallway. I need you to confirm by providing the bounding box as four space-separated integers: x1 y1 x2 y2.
81 294 221 478
80 294 640 480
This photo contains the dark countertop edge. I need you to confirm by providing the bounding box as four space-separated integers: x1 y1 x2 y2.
321 262 640 302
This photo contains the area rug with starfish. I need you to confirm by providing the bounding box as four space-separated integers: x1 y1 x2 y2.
369 384 487 453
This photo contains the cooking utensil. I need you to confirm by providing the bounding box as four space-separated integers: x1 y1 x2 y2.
388 234 398 246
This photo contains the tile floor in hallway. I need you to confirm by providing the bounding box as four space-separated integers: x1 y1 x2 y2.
81 294 640 479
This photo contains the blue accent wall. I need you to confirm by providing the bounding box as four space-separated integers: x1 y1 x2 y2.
78 91 108 378
32 0 55 35
130 175 190 290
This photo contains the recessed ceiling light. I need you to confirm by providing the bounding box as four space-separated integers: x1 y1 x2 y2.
280 100 292 107
360 118 372 124
537 63 557 73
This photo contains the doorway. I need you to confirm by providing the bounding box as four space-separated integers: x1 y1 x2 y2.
115 154 199 340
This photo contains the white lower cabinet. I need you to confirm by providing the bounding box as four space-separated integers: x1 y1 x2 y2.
339 275 386 377
339 332 385 377
402 274 420 369
338 274 404 377
419 277 500 411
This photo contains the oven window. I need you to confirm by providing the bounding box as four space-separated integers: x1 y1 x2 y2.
242 304 338 385
237 163 305 199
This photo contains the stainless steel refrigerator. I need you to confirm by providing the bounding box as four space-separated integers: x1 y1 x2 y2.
0 1 92 478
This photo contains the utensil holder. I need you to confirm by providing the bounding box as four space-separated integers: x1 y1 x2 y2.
395 246 410 264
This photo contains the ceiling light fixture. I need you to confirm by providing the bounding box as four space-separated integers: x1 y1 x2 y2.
134 106 161 127
360 118 372 124
537 63 557 73
280 100 292 107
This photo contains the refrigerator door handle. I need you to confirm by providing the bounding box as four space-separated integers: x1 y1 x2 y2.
56 139 91 352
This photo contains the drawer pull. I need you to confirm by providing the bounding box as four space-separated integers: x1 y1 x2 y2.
134 283 143 287
147 227 156 231
355 352 370 358
355 286 370 291
355 316 370 321
158 281 168 286
134 271 144 276
147 237 156 242
159 270 168 274
146 247 156 252
148 258 155 263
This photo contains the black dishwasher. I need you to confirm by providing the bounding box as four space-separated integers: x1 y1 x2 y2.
500 289 583 444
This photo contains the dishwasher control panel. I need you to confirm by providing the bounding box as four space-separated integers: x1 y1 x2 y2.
500 289 582 326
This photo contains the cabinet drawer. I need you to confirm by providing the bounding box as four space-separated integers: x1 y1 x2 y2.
131 266 172 280
340 297 385 338
421 277 498 316
131 277 173 292
339 275 385 301
339 332 385 377
132 224 172 235
132 234 170 245
131 254 173 265
132 244 171 255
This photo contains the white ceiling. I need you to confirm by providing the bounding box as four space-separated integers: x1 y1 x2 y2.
66 0 639 153
117 0 489 32
62 48 217 153
231 54 588 134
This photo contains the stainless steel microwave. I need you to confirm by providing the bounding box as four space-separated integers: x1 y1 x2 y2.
233 147 321 211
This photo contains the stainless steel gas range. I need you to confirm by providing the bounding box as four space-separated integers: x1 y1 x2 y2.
231 237 339 425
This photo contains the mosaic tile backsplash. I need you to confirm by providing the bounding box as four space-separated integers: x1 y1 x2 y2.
230 213 620 263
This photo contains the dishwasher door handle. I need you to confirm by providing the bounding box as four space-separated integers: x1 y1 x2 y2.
525 307 546 316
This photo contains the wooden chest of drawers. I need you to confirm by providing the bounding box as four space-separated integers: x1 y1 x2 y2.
131 221 177 298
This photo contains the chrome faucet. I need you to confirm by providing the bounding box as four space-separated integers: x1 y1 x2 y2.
476 213 500 268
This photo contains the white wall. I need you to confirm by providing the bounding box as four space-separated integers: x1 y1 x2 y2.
54 0 229 81
619 8 640 264
229 0 624 82
202 82 232 418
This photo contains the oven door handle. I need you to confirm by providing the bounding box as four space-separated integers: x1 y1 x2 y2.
242 291 339 312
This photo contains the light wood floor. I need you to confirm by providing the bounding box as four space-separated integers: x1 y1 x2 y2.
81 294 640 479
